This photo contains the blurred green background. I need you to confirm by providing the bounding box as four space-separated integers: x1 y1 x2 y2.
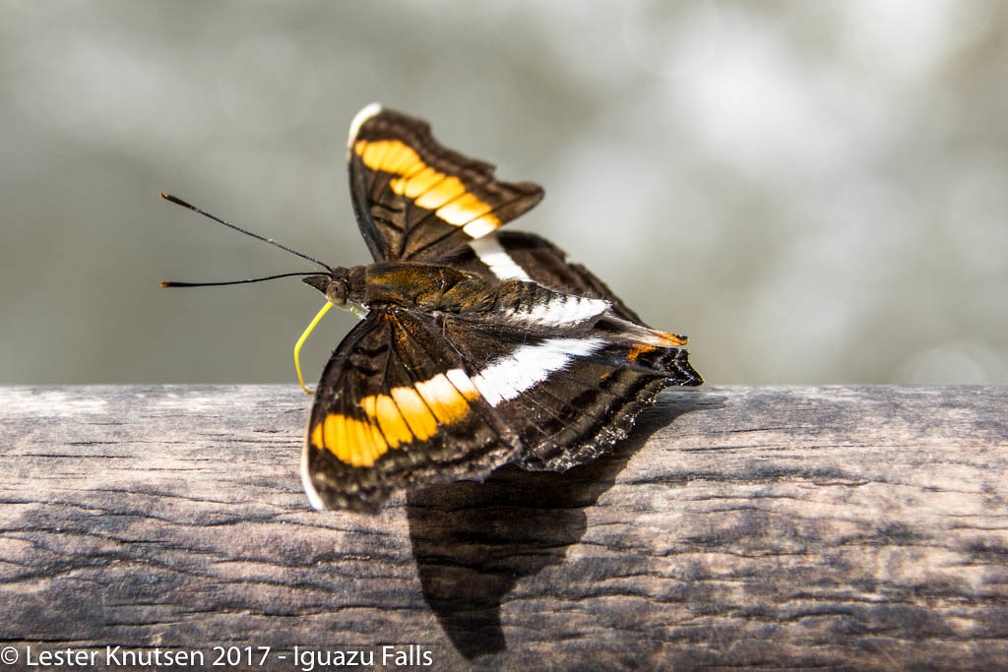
2 1 1005 386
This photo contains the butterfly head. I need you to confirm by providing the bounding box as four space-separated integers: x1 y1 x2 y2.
303 270 352 307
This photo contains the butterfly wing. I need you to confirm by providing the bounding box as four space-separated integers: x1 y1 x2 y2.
302 310 521 512
444 230 650 324
439 310 702 472
303 297 700 510
347 104 544 263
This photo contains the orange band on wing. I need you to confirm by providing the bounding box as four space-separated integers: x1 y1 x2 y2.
354 139 501 237
656 331 687 347
627 343 657 362
310 369 483 468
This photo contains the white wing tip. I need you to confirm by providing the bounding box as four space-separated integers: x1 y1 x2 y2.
347 102 383 148
300 440 326 511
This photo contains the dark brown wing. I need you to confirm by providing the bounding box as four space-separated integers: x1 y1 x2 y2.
303 298 700 510
302 310 520 512
439 310 701 472
424 229 702 470
347 104 544 263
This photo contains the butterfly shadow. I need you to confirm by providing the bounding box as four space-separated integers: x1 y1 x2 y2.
405 389 717 661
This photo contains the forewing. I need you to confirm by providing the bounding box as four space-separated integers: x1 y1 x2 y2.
302 311 520 512
347 104 544 263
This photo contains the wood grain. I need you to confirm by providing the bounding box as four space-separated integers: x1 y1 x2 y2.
1 385 1006 670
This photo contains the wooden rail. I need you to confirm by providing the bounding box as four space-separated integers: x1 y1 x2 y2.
1 385 1006 670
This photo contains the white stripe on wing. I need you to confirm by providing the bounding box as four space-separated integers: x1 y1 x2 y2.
470 337 606 407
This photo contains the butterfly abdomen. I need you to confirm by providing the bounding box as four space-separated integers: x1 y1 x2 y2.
488 280 612 329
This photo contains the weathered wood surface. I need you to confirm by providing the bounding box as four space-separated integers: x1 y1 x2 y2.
1 385 1006 670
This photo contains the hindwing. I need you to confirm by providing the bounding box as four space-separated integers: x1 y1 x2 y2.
305 306 700 511
439 313 702 471
445 230 648 324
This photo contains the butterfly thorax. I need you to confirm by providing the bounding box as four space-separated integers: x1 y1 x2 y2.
304 263 505 315
304 262 614 330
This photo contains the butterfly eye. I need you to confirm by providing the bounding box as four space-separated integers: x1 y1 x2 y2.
327 279 348 306
303 274 346 305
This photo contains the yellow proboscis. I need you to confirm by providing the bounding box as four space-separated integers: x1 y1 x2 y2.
294 301 335 395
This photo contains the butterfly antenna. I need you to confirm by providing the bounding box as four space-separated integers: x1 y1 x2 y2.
160 192 333 272
161 271 323 288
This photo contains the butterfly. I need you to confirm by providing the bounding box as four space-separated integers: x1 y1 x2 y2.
294 104 702 512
